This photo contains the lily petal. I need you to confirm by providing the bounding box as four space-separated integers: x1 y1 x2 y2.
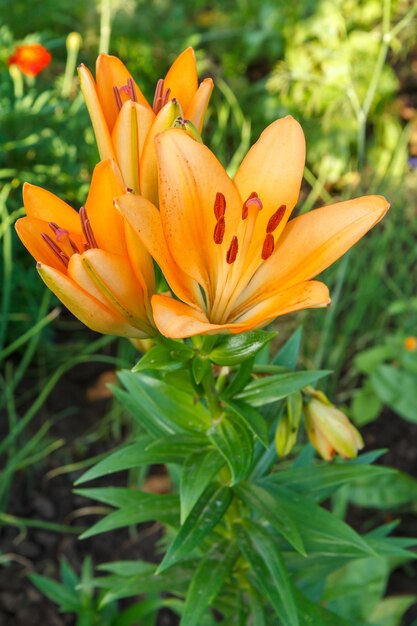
15 217 70 269
67 249 152 333
152 281 329 338
78 63 116 161
84 160 127 255
185 77 214 133
37 262 145 337
242 195 390 305
155 129 242 299
96 54 151 131
234 116 305 250
23 183 82 234
116 192 200 308
140 99 182 205
111 100 155 192
163 47 198 113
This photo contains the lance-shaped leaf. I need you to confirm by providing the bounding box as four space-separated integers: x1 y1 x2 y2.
208 330 277 366
207 413 254 485
180 449 225 523
236 370 330 406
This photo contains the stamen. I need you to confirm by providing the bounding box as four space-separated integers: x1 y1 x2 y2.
214 192 226 220
242 192 262 219
213 217 225 244
261 233 275 260
41 233 69 268
161 86 171 106
226 236 239 264
113 85 123 111
266 204 286 234
48 222 80 253
152 78 167 113
127 77 138 102
79 206 98 249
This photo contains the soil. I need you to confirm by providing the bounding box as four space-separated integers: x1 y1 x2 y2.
1 359 416 626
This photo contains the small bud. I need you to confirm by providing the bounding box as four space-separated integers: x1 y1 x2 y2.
304 397 364 461
66 32 82 53
275 392 302 457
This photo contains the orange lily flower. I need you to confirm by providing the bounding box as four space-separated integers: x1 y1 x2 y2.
15 160 155 338
78 48 213 204
116 116 389 338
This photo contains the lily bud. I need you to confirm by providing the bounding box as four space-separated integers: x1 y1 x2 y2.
304 397 364 461
275 392 302 457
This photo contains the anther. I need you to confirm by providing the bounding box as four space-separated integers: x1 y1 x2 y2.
213 217 225 244
127 77 138 102
242 192 262 219
113 85 123 111
41 233 70 268
214 192 226 220
261 233 275 260
153 78 171 113
48 222 80 253
226 236 239 264
79 206 98 249
266 204 286 234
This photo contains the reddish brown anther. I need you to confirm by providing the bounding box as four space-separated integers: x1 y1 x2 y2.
127 77 137 102
79 206 98 249
152 78 172 114
213 217 225 244
214 192 226 220
226 236 239 264
48 222 80 253
261 233 275 260
266 204 286 234
41 233 70 268
113 85 123 111
242 192 262 219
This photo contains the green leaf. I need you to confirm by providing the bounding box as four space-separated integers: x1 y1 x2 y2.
235 482 305 555
234 520 299 626
180 449 225 523
180 540 239 626
369 595 417 626
272 327 303 369
236 370 331 406
370 364 417 422
207 413 254 484
224 400 269 447
268 462 396 500
75 436 185 485
346 470 417 509
119 370 211 433
78 493 180 539
351 382 382 426
110 385 172 437
223 358 255 398
208 331 276 366
192 355 212 384
158 483 232 573
293 587 366 626
29 573 80 612
132 343 192 372
259 481 374 558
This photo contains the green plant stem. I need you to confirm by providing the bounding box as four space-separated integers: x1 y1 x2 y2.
99 0 112 54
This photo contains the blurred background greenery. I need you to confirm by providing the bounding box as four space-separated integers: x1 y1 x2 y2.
1 0 417 623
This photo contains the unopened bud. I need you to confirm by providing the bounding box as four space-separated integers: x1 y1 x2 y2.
304 397 364 461
66 32 82 53
275 392 302 457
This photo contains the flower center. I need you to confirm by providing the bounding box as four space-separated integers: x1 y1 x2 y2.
40 206 97 269
210 191 287 323
113 77 138 111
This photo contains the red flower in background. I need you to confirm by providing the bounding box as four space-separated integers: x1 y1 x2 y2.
8 43 51 77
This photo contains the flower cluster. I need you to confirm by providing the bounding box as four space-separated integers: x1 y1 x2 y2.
16 46 389 461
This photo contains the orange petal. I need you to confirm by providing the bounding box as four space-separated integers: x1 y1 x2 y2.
78 63 116 161
67 249 153 334
155 129 242 300
163 47 198 113
152 281 329 339
233 116 305 253
111 100 155 192
124 221 155 305
16 217 67 270
185 77 214 133
139 99 182 206
243 195 390 305
37 262 145 337
84 159 127 255
96 54 151 132
116 192 200 308
23 183 82 234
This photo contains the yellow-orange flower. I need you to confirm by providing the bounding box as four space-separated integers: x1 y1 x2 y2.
117 117 389 338
15 160 155 338
78 48 213 205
